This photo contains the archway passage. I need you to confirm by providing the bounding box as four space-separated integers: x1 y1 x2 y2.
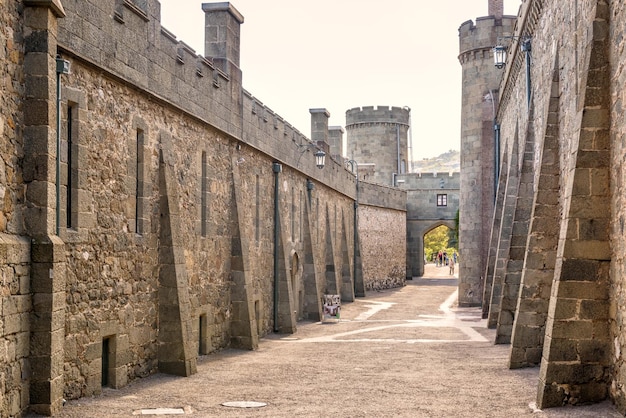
407 220 457 278
424 225 457 270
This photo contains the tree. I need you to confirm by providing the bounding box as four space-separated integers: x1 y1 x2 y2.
447 209 459 249
424 225 450 262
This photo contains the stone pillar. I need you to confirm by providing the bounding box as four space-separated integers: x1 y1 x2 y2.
301 196 323 321
202 2 244 73
23 0 67 415
458 11 516 306
496 110 535 344
328 126 345 160
230 155 258 348
345 106 410 186
487 138 519 329
537 6 611 406
157 133 197 376
489 0 503 19
310 108 330 147
509 70 561 368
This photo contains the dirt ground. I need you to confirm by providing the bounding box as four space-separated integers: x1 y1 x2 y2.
36 264 621 417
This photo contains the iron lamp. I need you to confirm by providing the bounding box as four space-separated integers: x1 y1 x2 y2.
493 45 507 69
314 149 326 169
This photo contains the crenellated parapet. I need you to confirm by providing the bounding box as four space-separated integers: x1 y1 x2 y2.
345 106 411 187
56 0 360 197
345 106 410 129
458 15 517 66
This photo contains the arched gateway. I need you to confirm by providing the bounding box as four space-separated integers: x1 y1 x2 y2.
398 172 460 278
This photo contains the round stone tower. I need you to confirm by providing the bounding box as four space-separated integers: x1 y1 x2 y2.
457 0 517 306
345 106 410 186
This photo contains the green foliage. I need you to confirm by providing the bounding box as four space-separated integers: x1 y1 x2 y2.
424 225 449 262
448 209 460 249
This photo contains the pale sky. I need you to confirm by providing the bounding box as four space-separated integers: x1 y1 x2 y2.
158 0 522 161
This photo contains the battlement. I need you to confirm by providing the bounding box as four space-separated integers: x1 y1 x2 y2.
458 15 517 59
345 106 410 128
55 0 364 196
397 172 460 190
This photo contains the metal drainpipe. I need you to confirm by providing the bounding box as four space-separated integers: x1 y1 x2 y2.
396 124 401 175
272 162 282 332
56 64 61 235
55 56 70 235
494 123 500 201
55 58 65 235
523 39 532 109
353 179 358 295
306 179 313 204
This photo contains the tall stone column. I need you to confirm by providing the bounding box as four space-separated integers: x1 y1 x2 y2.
457 6 516 306
203 2 244 74
23 0 67 415
327 126 345 160
489 0 504 19
310 108 330 147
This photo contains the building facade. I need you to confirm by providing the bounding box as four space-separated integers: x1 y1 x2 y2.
0 1 407 415
476 0 626 412
458 0 517 307
345 106 411 187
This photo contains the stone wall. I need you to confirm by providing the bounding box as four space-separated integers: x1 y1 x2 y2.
608 0 626 412
480 0 626 412
458 11 517 306
358 205 406 291
0 0 408 413
0 235 31 417
0 0 30 416
345 106 410 187
399 172 460 278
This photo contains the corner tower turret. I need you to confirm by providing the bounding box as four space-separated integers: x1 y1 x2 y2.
345 106 410 186
457 1 517 307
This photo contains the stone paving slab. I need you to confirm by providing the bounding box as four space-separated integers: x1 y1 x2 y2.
30 264 621 417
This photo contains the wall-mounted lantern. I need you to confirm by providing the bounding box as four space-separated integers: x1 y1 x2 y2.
493 36 532 108
314 149 326 169
297 142 326 169
493 44 507 69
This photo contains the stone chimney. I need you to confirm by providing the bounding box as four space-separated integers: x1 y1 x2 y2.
202 2 244 73
488 0 503 19
309 108 330 146
328 126 345 159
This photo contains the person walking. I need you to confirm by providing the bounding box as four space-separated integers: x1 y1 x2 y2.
449 257 455 275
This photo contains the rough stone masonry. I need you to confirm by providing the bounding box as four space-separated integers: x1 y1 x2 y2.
464 0 626 414
0 0 410 415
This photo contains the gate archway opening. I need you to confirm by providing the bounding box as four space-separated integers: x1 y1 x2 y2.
424 224 457 267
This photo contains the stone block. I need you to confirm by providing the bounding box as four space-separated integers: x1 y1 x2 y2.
32 291 66 312
4 313 28 335
15 332 29 359
544 337 579 362
556 281 609 301
84 341 102 361
579 339 610 364
580 299 609 320
84 373 101 396
551 319 594 340
31 330 54 357
158 264 179 288
112 365 128 389
551 298 577 320
537 380 567 408
30 310 64 332
29 354 52 381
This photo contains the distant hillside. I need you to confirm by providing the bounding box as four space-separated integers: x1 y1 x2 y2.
411 150 460 173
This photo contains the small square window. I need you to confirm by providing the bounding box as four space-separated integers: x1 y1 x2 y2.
437 194 448 207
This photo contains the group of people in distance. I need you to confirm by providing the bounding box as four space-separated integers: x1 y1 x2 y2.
434 250 457 275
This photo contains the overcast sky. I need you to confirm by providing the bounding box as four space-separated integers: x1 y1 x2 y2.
158 0 522 161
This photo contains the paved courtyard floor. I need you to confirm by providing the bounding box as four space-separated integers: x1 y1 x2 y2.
38 264 621 417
